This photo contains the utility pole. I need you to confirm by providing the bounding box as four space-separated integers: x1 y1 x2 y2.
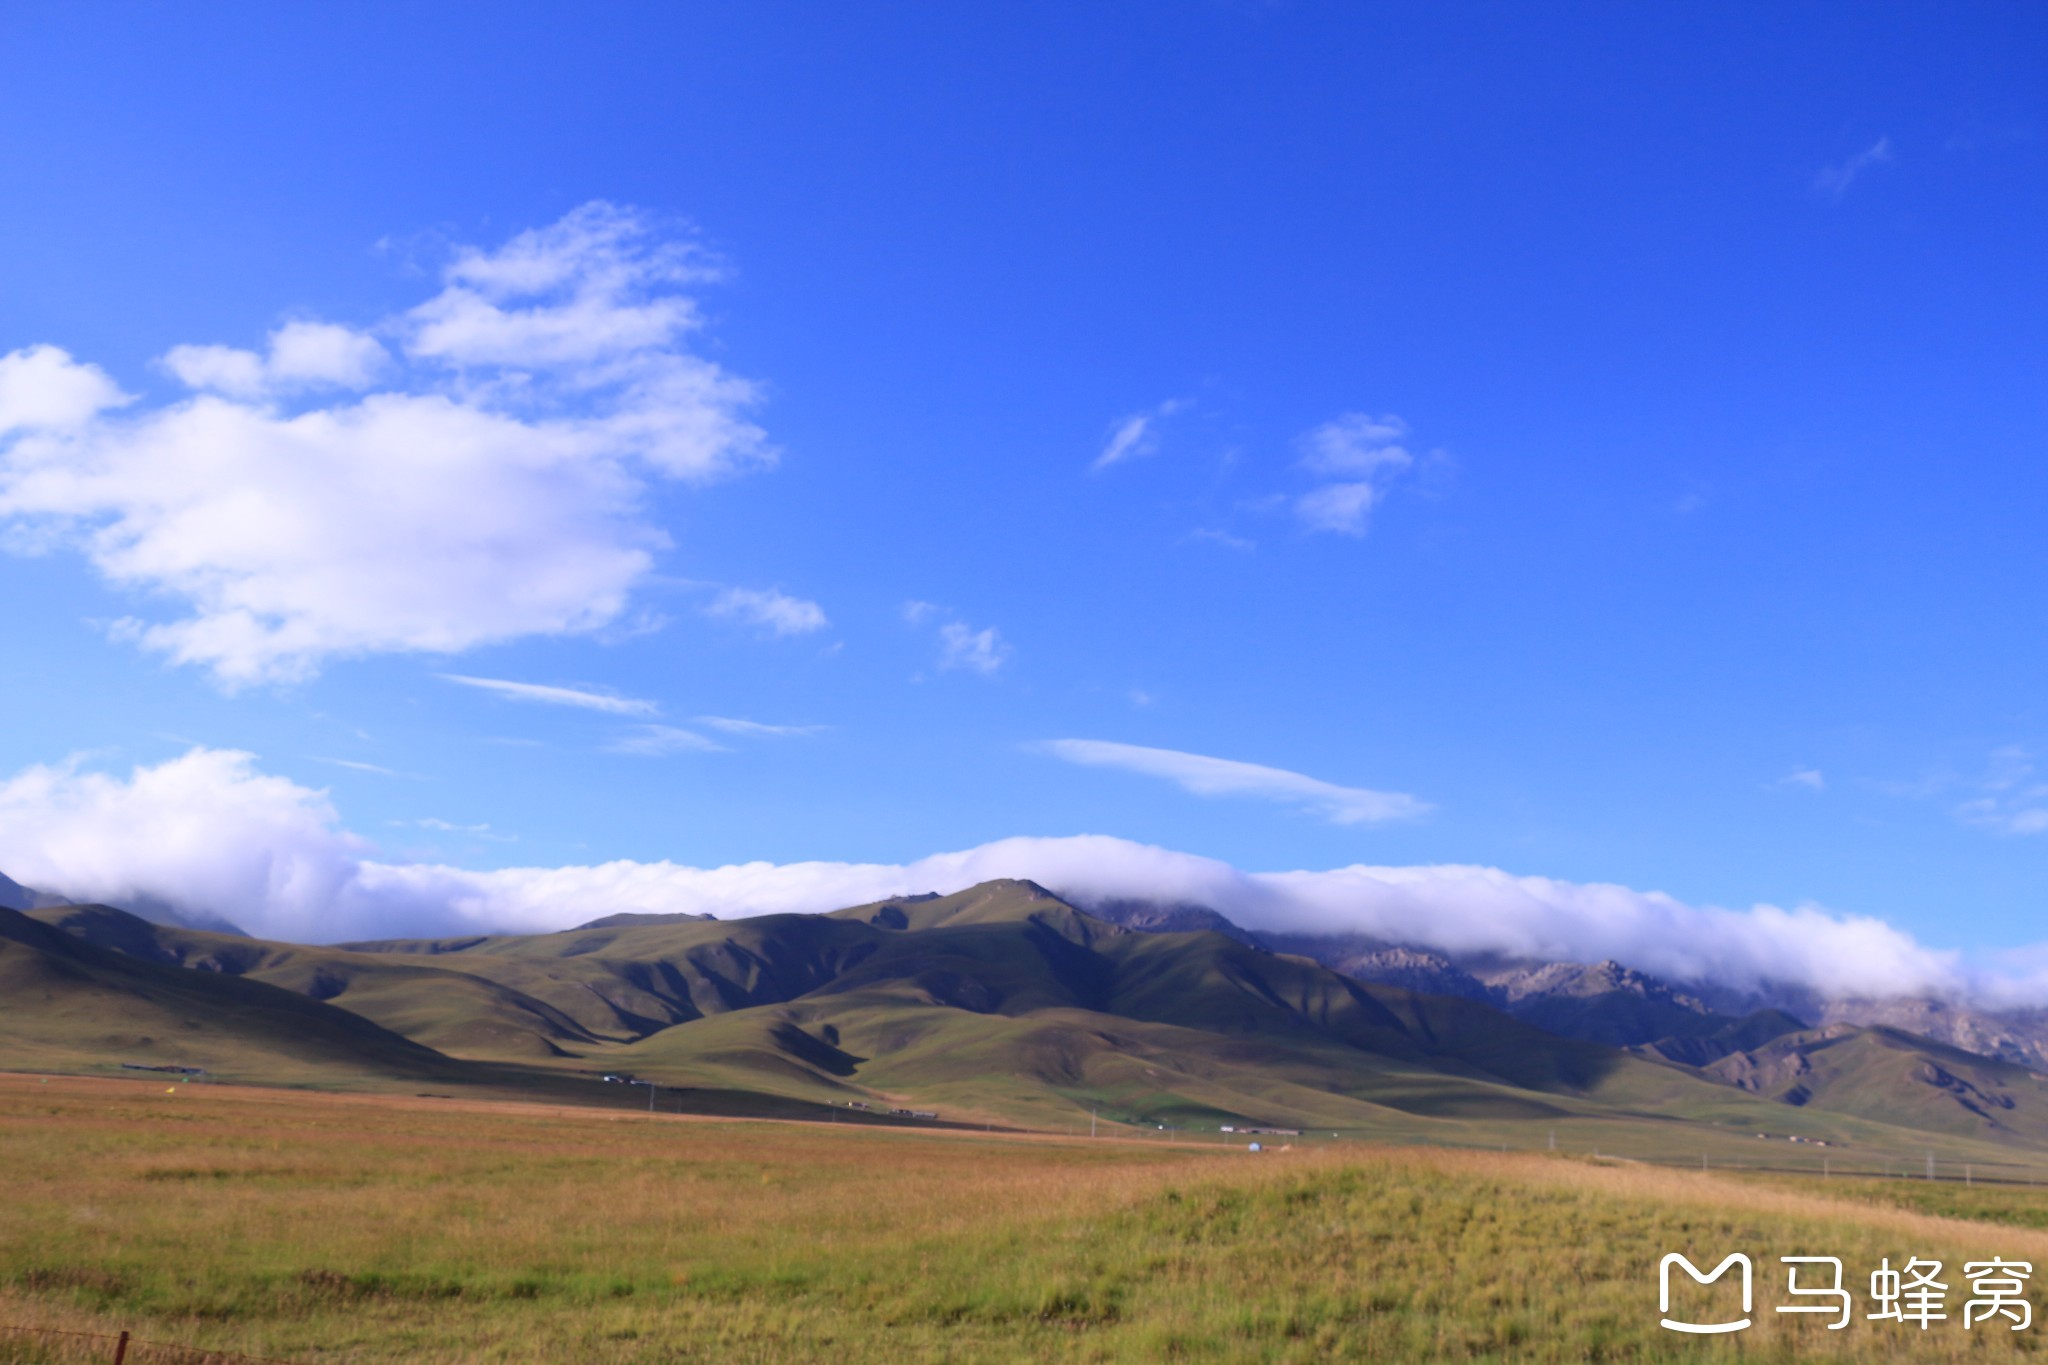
1927 1151 1935 1181
1090 1110 1097 1139
646 1080 657 1113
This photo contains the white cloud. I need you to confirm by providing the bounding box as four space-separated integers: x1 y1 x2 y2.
439 673 657 716
1296 481 1386 537
163 321 389 398
0 345 130 434
1955 747 2048 836
315 757 405 777
0 748 377 944
1298 413 1414 477
0 747 1994 1005
902 601 1009 675
938 621 1009 675
1779 768 1826 792
268 320 389 388
1186 527 1254 551
1815 136 1893 198
606 724 726 756
694 716 825 738
1038 738 1428 826
706 586 828 636
1090 398 1188 472
158 345 265 397
1293 412 1418 535
0 203 771 686
414 818 509 842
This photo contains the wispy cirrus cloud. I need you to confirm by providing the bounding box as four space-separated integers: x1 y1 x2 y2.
416 817 490 834
408 817 514 843
439 673 657 716
938 621 1010 675
694 716 826 738
705 586 828 637
1778 768 1826 792
1956 747 2048 836
0 203 771 686
605 724 726 756
1035 738 1428 825
1090 398 1188 472
1815 136 1892 198
1186 527 1255 552
903 600 1010 676
313 757 408 778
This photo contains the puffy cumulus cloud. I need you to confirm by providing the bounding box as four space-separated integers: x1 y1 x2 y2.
1294 412 1417 536
0 748 1985 1006
0 345 130 434
162 321 389 398
0 748 398 944
1036 739 1428 826
0 203 770 686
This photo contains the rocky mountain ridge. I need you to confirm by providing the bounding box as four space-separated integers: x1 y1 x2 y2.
1081 897 2048 1073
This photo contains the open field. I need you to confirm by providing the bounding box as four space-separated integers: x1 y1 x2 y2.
7 1074 2048 1362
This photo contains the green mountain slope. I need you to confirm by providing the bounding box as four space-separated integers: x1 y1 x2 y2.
0 906 463 1085
1706 1023 2048 1145
28 903 609 1059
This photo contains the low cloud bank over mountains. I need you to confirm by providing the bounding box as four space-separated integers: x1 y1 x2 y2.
0 745 2014 1008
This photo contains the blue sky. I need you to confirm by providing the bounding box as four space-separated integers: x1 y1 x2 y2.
0 3 2044 976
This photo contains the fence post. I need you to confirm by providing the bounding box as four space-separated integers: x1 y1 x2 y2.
113 1330 130 1365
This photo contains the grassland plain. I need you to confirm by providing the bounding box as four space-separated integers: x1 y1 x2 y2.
6 1074 2048 1363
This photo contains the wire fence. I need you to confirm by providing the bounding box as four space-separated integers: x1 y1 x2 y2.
0 1324 297 1364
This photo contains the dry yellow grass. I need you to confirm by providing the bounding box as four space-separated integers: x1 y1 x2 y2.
5 1072 2047 1362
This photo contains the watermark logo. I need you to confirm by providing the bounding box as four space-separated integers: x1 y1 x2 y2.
1659 1253 1752 1334
1659 1253 2034 1334
1779 1256 1851 1330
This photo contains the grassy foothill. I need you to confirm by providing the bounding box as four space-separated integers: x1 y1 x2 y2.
5 1074 2048 1362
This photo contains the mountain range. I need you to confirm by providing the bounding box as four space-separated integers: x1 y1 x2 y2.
7 872 2048 1168
1084 897 2048 1073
